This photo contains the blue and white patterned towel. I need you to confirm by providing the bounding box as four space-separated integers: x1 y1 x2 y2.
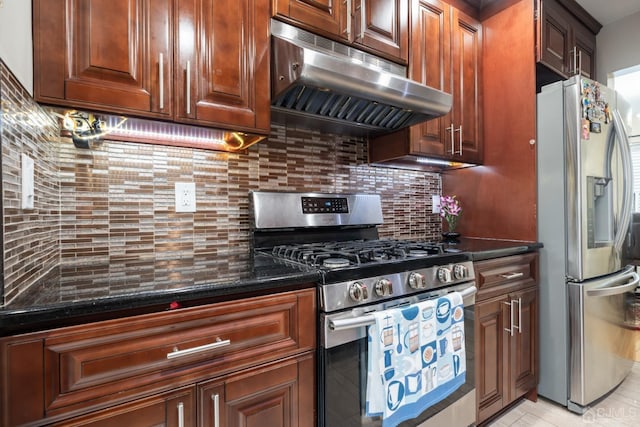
366 292 466 427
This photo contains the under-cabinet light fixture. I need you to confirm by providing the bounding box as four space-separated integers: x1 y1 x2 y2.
54 110 266 152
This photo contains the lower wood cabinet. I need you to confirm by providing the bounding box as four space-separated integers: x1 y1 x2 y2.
474 253 539 424
52 354 314 427
1 288 316 427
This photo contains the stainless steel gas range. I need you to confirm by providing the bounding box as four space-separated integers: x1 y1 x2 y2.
250 191 477 427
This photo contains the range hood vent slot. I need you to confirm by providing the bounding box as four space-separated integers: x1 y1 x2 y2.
270 20 452 137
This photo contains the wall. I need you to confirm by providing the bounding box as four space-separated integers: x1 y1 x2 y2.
1 61 443 306
1 60 59 305
596 10 640 83
0 0 33 94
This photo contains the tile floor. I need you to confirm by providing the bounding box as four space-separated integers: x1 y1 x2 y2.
488 363 640 426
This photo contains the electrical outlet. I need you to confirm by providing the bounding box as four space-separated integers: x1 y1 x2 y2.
432 195 441 214
175 182 196 213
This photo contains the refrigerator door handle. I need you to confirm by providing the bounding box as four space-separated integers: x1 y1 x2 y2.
611 110 633 254
586 271 639 298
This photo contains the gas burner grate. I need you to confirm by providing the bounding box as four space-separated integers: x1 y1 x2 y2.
267 240 444 269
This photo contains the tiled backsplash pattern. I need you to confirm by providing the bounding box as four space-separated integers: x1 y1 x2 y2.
1 60 443 306
1 60 60 305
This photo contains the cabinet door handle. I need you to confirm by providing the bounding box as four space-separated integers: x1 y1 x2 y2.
503 301 514 336
446 124 455 155
167 338 231 360
177 402 184 427
360 0 365 40
516 297 522 334
499 272 524 280
186 60 191 115
159 53 164 110
578 50 582 76
572 47 577 75
212 393 220 427
456 125 463 155
345 0 352 38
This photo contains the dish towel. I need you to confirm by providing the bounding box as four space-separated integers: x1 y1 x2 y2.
365 292 466 427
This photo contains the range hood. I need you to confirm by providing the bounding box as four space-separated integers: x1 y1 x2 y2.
271 20 452 136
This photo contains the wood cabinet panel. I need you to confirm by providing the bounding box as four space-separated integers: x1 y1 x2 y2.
510 287 538 399
176 0 270 131
273 0 348 41
354 0 408 62
474 254 539 424
35 0 172 117
1 289 316 426
475 252 538 301
43 289 315 416
451 7 482 164
475 296 507 423
274 0 407 63
407 0 451 156
536 0 598 81
368 0 481 168
52 387 195 427
0 339 45 426
33 0 269 136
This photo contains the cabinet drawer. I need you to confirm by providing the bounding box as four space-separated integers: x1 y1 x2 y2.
43 288 316 416
474 253 538 301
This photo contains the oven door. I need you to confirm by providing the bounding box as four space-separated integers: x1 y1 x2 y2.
319 284 477 427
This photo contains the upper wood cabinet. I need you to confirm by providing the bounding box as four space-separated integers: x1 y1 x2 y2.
33 0 270 135
368 0 482 168
273 0 408 63
536 0 599 82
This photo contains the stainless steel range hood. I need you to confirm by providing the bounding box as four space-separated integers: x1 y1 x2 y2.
271 20 452 136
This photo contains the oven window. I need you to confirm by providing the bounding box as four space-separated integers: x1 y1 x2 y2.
319 306 475 427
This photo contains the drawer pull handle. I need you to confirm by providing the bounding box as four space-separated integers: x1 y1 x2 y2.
499 272 524 280
212 393 220 427
167 337 231 360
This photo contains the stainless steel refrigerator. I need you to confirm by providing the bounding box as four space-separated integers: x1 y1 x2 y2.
537 75 638 414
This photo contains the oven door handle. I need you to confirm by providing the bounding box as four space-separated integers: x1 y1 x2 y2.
329 285 477 331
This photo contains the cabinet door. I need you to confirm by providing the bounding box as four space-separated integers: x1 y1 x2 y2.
52 387 195 427
451 7 482 164
220 354 315 427
537 0 570 77
475 296 508 424
509 287 538 401
34 0 172 117
408 0 451 157
273 0 348 41
176 0 270 132
353 0 408 63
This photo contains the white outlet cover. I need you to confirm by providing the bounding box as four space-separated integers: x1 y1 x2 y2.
21 154 35 210
175 182 196 213
432 195 441 214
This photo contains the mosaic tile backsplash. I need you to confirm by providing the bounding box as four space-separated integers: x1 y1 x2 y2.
1 60 442 307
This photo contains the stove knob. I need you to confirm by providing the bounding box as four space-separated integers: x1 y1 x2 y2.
453 264 468 280
437 267 453 284
349 282 369 302
408 272 426 289
375 278 393 297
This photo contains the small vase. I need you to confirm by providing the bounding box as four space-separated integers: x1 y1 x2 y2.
442 231 461 243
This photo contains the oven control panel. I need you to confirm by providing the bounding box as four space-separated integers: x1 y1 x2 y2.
320 261 476 312
301 197 349 214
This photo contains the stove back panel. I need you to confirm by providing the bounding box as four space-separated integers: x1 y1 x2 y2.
251 192 384 230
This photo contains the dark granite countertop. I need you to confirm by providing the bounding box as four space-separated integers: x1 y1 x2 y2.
0 238 541 337
0 253 321 336
442 237 542 261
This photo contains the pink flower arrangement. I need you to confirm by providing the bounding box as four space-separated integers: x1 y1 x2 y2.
440 195 462 232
